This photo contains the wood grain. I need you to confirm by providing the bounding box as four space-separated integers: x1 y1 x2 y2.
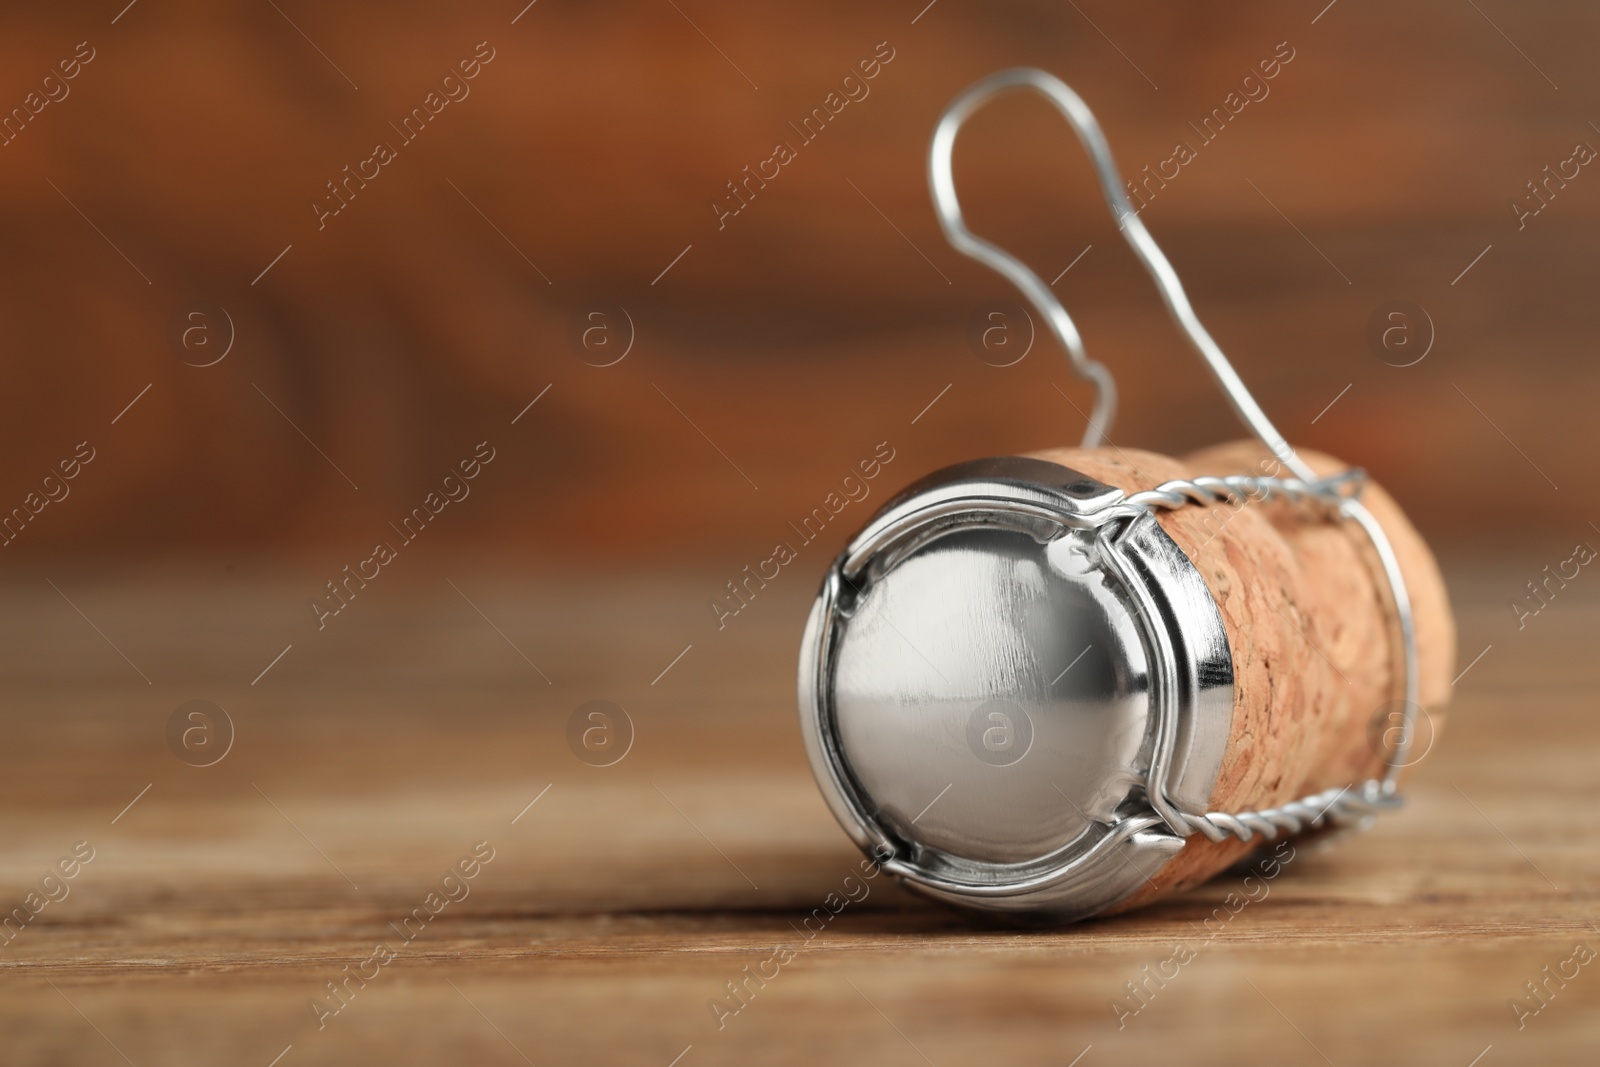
0 562 1593 1065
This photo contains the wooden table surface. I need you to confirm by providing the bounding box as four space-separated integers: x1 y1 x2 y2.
1 559 1594 1066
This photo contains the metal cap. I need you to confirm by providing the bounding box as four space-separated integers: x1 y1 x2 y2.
798 457 1235 920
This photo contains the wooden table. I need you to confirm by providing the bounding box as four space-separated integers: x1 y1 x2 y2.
1 560 1594 1065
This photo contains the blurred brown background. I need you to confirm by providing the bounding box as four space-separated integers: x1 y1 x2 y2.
1 0 1594 568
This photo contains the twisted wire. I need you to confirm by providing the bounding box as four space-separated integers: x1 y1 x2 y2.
1177 781 1402 843
1124 469 1366 513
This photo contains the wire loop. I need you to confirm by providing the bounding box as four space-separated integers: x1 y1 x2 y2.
930 71 1427 846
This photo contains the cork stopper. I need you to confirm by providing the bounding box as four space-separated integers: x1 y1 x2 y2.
1025 441 1455 904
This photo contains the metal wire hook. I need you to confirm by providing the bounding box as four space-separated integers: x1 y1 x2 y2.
928 68 1315 483
929 69 1424 802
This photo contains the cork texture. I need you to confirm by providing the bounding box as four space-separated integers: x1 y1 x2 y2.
1025 442 1455 906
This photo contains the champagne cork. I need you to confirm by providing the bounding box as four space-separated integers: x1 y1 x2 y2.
841 61 1456 917
1028 441 1455 904
798 440 1454 920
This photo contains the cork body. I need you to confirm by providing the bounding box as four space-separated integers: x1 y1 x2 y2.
1026 442 1455 904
